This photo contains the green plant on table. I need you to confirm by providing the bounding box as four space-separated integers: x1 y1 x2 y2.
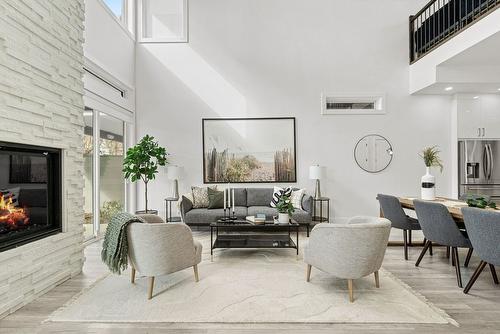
466 197 497 209
276 194 295 215
123 135 168 212
420 146 443 172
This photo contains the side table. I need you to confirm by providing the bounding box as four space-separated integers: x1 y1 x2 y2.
312 197 330 223
165 197 182 223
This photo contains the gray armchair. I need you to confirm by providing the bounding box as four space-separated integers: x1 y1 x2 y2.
304 217 391 302
127 218 202 299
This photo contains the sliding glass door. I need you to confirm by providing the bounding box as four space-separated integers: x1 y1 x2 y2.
83 109 127 240
98 113 125 235
83 109 94 240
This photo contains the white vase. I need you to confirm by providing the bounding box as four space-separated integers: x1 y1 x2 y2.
278 213 289 224
421 166 436 200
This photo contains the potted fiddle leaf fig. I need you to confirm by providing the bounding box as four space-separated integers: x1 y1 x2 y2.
123 135 168 213
275 194 295 224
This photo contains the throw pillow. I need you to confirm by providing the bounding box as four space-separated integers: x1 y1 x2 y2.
270 186 292 207
290 188 305 209
0 186 20 207
191 186 216 208
207 188 224 209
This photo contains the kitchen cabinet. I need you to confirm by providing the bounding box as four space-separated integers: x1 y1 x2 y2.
458 95 500 139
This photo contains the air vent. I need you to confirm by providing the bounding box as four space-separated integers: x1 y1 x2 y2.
321 94 385 115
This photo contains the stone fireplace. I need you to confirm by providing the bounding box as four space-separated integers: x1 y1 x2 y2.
0 1 85 318
0 142 62 252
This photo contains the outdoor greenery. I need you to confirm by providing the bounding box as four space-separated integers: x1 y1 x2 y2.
100 200 123 224
420 146 443 172
123 135 168 211
275 194 295 215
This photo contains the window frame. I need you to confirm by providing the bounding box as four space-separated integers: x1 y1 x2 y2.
137 0 189 43
97 0 135 39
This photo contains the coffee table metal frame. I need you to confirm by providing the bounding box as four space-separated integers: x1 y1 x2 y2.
210 220 300 261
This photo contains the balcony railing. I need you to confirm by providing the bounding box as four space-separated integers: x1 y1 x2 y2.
409 0 500 63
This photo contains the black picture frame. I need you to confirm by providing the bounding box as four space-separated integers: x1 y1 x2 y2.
202 117 297 184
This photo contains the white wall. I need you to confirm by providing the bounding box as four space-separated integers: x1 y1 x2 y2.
84 0 135 88
136 0 454 218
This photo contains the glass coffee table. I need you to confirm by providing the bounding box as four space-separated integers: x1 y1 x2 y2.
210 219 300 261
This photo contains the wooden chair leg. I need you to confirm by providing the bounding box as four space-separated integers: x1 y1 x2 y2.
408 230 412 246
429 241 433 256
446 246 450 259
453 247 463 288
464 261 487 294
306 264 312 282
374 271 380 288
348 279 354 303
403 230 408 260
148 277 155 300
415 240 431 267
193 265 199 282
464 248 473 268
131 268 136 284
489 264 499 284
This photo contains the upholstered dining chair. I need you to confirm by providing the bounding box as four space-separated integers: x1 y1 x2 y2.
127 217 202 299
304 217 391 302
413 200 473 288
461 207 500 294
377 194 423 260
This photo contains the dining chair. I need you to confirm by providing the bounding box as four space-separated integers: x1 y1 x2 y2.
461 207 500 294
377 194 423 260
413 200 473 288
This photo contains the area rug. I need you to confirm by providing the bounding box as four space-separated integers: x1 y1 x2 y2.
48 237 456 325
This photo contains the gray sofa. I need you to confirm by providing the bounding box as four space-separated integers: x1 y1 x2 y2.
180 187 313 228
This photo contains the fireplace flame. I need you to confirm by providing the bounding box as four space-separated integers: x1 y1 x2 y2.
0 194 29 227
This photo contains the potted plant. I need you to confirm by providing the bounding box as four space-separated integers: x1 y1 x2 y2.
419 146 443 200
123 135 168 213
275 194 295 224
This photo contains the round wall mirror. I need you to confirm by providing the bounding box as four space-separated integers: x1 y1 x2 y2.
354 134 393 173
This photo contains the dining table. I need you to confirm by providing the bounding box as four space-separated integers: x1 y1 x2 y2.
396 197 470 222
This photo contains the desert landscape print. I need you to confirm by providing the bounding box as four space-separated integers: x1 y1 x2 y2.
203 118 296 183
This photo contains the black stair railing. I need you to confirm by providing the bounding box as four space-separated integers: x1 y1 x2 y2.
410 0 500 63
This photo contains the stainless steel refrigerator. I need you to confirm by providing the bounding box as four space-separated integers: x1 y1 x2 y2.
459 140 500 203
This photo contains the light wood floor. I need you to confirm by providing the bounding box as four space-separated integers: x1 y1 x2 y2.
1 233 499 334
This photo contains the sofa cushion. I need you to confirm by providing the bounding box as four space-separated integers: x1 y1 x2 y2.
191 186 216 208
184 206 248 224
270 186 293 207
247 188 273 207
207 188 224 209
232 188 247 206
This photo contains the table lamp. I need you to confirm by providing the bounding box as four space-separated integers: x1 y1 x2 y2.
167 166 182 200
309 165 323 199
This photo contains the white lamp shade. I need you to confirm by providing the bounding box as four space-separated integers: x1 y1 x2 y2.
167 166 182 180
309 165 323 180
